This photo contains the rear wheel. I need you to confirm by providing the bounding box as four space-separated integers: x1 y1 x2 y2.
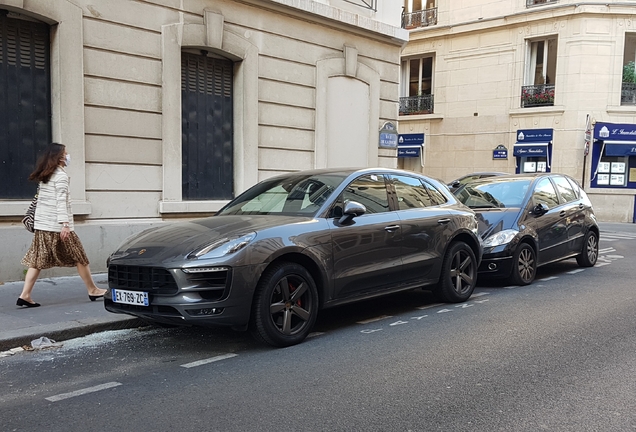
576 230 598 267
509 243 536 286
437 242 477 303
251 262 318 347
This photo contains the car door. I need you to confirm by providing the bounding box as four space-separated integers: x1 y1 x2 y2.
554 175 586 253
329 173 404 299
526 177 570 264
389 174 450 286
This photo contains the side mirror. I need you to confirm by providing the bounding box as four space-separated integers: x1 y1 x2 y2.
338 200 366 224
532 202 549 216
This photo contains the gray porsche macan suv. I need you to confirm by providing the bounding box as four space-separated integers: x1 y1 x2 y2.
105 168 483 347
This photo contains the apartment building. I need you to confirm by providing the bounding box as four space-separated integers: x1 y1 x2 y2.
0 0 407 281
397 0 636 223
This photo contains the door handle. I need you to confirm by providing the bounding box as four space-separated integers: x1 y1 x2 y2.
384 225 400 232
560 210 566 217
579 203 584 209
437 218 451 224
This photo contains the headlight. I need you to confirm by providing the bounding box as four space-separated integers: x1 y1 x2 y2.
189 233 256 259
483 229 519 247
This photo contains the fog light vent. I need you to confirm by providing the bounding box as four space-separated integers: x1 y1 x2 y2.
187 307 224 316
488 263 497 270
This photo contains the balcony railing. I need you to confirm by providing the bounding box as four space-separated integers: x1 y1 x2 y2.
402 7 437 29
399 94 434 115
621 82 636 105
526 0 558 6
521 84 555 108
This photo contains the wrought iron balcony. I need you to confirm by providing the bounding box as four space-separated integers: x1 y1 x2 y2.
526 0 558 6
621 82 636 105
402 7 437 29
521 84 555 108
399 94 434 115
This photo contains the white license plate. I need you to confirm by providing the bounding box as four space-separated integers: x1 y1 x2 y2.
112 289 149 306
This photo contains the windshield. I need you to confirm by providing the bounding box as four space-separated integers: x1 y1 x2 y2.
218 173 346 216
455 179 531 209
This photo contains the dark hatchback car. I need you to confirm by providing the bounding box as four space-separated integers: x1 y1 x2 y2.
453 173 599 286
105 168 483 347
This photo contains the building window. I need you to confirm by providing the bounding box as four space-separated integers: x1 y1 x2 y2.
526 0 558 7
0 10 51 199
621 34 636 105
399 56 434 115
521 38 557 108
181 51 234 200
401 0 437 29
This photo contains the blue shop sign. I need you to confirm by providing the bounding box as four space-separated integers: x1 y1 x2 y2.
513 129 552 157
397 133 424 158
594 122 636 156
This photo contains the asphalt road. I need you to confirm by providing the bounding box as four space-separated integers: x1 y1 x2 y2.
1 230 635 432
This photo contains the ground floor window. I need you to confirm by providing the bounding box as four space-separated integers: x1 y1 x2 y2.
518 156 549 174
590 141 636 188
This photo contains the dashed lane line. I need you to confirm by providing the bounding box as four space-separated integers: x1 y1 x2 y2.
45 382 122 402
180 353 237 369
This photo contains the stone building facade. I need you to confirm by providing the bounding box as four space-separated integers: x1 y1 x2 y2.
397 0 636 223
0 0 407 281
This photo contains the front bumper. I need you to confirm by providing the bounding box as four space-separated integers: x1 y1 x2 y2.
477 244 514 279
104 263 263 330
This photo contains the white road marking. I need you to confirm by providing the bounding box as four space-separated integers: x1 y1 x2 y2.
504 285 519 289
45 382 122 402
361 329 382 334
601 233 636 239
416 303 444 310
357 315 392 325
437 309 453 313
567 269 586 274
307 332 325 339
596 262 611 267
411 315 429 320
598 247 616 253
180 353 237 369
390 320 409 326
455 303 474 308
604 255 624 259
471 292 490 297
539 276 559 281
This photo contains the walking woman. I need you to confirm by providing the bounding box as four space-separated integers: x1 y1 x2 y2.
17 143 107 307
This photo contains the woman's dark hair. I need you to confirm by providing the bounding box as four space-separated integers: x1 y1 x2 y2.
28 143 66 183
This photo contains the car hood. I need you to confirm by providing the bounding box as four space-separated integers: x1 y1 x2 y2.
109 215 312 263
473 208 520 239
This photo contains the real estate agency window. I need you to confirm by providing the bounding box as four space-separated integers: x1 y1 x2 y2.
596 155 629 187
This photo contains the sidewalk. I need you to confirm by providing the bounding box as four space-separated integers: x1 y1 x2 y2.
1 221 635 354
0 273 144 352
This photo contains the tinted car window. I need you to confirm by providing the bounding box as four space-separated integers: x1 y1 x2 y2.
455 179 530 208
423 181 448 205
219 173 344 216
392 175 435 209
565 176 581 199
552 176 577 203
340 174 390 214
532 178 560 209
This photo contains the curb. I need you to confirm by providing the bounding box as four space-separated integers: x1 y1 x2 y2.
0 317 147 353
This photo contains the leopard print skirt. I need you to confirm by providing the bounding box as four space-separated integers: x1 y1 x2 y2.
21 230 90 269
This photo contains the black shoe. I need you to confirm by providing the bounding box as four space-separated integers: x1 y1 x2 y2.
88 294 104 301
16 298 41 308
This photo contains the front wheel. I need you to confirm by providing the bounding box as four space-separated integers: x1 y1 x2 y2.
437 242 477 303
509 243 536 286
576 230 598 267
251 262 318 347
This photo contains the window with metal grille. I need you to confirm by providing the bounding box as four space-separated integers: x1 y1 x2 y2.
0 10 51 199
181 51 234 200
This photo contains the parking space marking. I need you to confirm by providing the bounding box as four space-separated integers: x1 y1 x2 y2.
539 276 559 282
357 315 393 325
416 303 445 310
567 269 586 274
45 382 122 402
180 353 237 369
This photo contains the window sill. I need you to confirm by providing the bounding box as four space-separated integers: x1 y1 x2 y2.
398 113 444 121
0 201 91 217
607 105 636 114
509 105 565 116
159 200 230 214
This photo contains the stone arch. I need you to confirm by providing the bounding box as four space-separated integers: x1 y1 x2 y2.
315 46 380 169
160 10 258 213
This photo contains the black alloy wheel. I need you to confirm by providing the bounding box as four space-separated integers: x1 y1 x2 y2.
251 262 318 347
510 243 536 286
438 241 477 302
576 230 599 267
